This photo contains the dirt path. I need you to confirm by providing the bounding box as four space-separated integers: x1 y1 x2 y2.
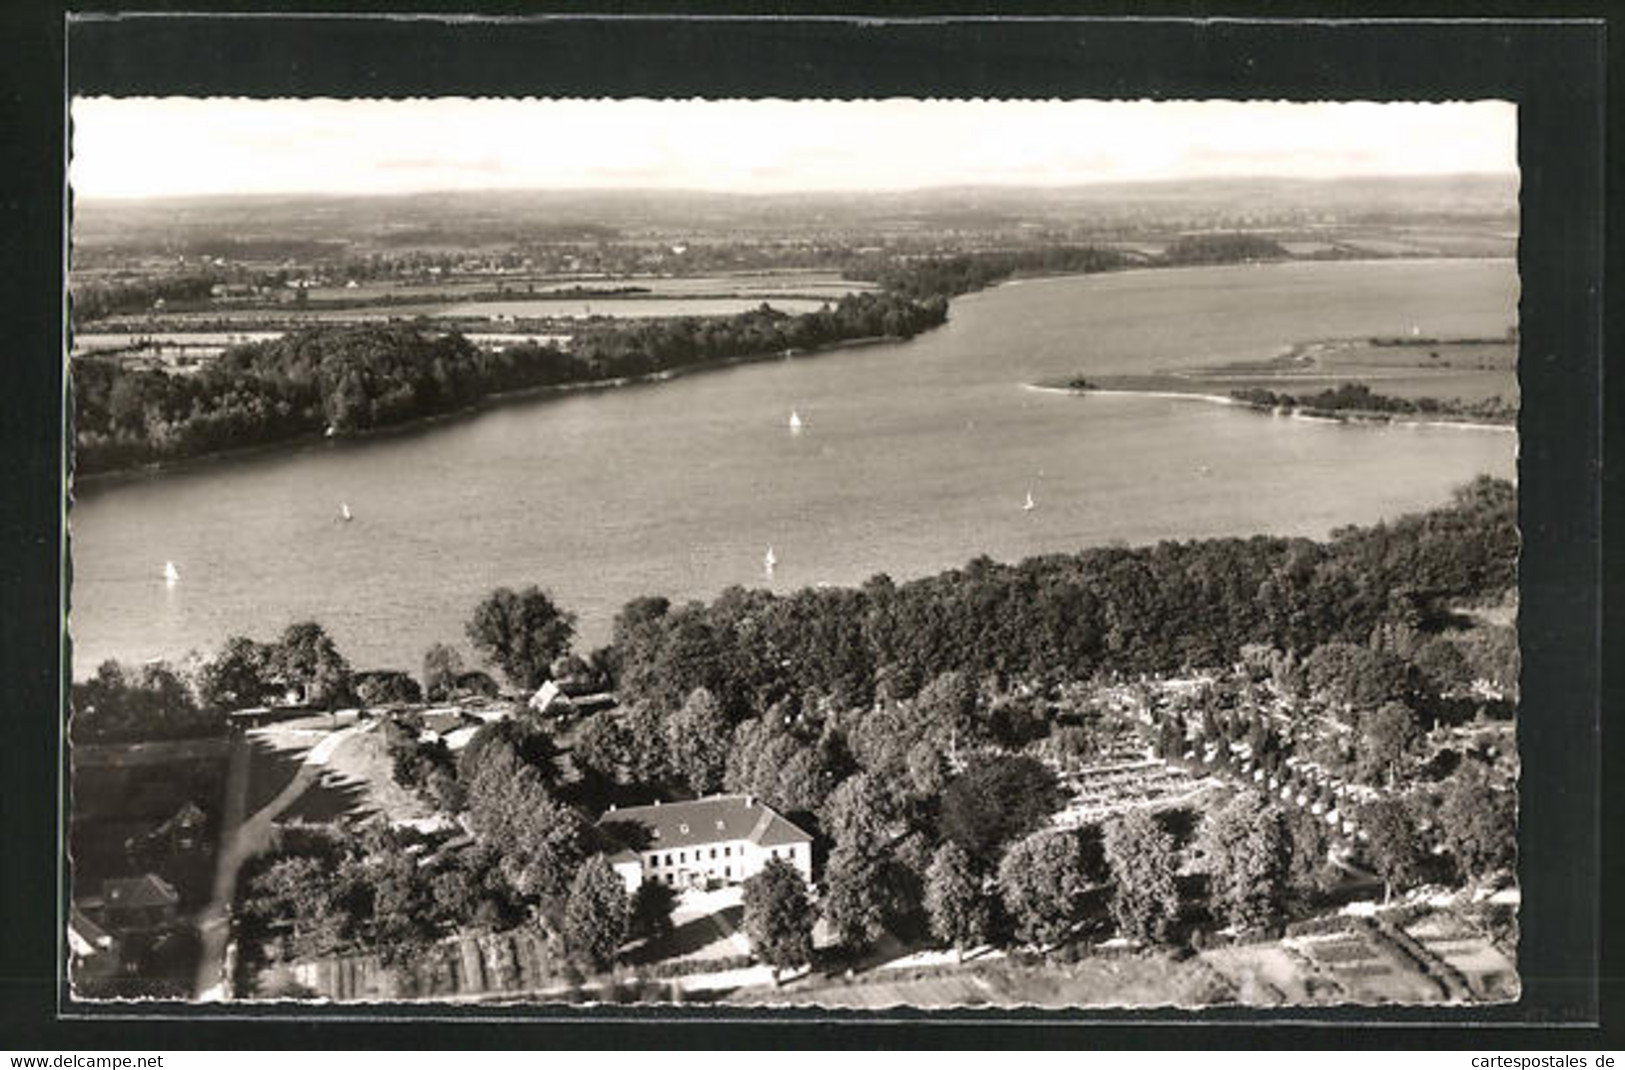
191 730 250 999
192 724 363 1000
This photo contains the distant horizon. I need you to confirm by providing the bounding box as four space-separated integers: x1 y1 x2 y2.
71 171 1520 208
69 98 1517 200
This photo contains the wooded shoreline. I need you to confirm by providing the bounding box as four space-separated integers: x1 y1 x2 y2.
72 333 901 488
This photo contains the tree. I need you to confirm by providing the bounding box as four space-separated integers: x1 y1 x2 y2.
1413 636 1471 693
72 659 222 743
463 745 586 899
940 755 1061 857
1356 702 1419 786
355 670 422 707
725 717 836 817
905 739 951 797
1437 771 1515 880
664 687 732 795
274 621 352 709
1102 809 1181 943
1304 642 1419 718
421 642 464 701
742 858 814 984
1197 793 1289 931
997 829 1095 948
466 586 577 690
821 845 894 952
923 841 990 961
621 700 674 786
819 772 899 854
562 854 630 972
575 709 635 781
913 670 977 747
197 635 273 710
1283 806 1337 899
1360 797 1425 903
628 880 676 944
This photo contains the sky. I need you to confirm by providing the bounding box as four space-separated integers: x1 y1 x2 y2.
69 98 1517 200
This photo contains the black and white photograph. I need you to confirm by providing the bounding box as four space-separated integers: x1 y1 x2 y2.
62 91 1527 1011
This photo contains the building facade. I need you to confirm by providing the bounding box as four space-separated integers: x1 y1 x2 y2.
598 794 814 894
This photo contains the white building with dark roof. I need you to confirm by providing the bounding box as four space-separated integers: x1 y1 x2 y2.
597 794 813 893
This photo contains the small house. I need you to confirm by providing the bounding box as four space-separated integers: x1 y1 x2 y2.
67 907 120 980
98 874 180 930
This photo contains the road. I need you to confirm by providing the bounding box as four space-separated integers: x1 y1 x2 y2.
191 723 363 1000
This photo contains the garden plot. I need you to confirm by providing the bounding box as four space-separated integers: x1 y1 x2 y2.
1404 912 1519 1001
262 926 561 1001
1051 758 1225 827
1289 928 1444 1004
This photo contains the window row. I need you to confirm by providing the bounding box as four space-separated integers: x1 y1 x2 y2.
645 845 737 870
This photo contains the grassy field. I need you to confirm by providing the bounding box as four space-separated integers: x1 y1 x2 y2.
1089 334 1516 409
240 722 430 827
300 726 432 824
734 950 1235 1009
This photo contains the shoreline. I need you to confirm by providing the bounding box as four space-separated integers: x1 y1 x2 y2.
72 334 900 488
74 254 1516 484
1024 382 1516 434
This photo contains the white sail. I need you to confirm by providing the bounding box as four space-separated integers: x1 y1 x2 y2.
788 410 803 432
1023 489 1036 511
340 502 353 521
764 545 778 571
163 561 180 584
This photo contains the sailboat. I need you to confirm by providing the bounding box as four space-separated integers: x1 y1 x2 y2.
1023 489 1036 512
788 410 804 433
163 561 180 585
764 546 778 573
340 502 353 522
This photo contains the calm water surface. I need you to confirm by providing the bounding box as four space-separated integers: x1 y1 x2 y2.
70 259 1518 674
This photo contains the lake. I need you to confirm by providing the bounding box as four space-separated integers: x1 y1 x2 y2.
69 259 1519 676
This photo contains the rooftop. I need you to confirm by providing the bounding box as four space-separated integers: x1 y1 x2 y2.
597 794 812 861
67 907 115 955
101 873 180 910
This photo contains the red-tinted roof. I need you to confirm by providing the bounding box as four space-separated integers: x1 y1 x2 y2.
597 794 811 857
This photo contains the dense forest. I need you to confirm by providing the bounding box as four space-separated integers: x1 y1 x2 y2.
603 476 1518 721
845 245 1132 299
844 234 1293 301
70 274 219 323
1159 233 1290 265
72 291 947 474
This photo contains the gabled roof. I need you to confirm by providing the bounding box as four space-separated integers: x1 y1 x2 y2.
102 873 179 910
68 907 115 955
747 806 812 849
597 794 812 857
